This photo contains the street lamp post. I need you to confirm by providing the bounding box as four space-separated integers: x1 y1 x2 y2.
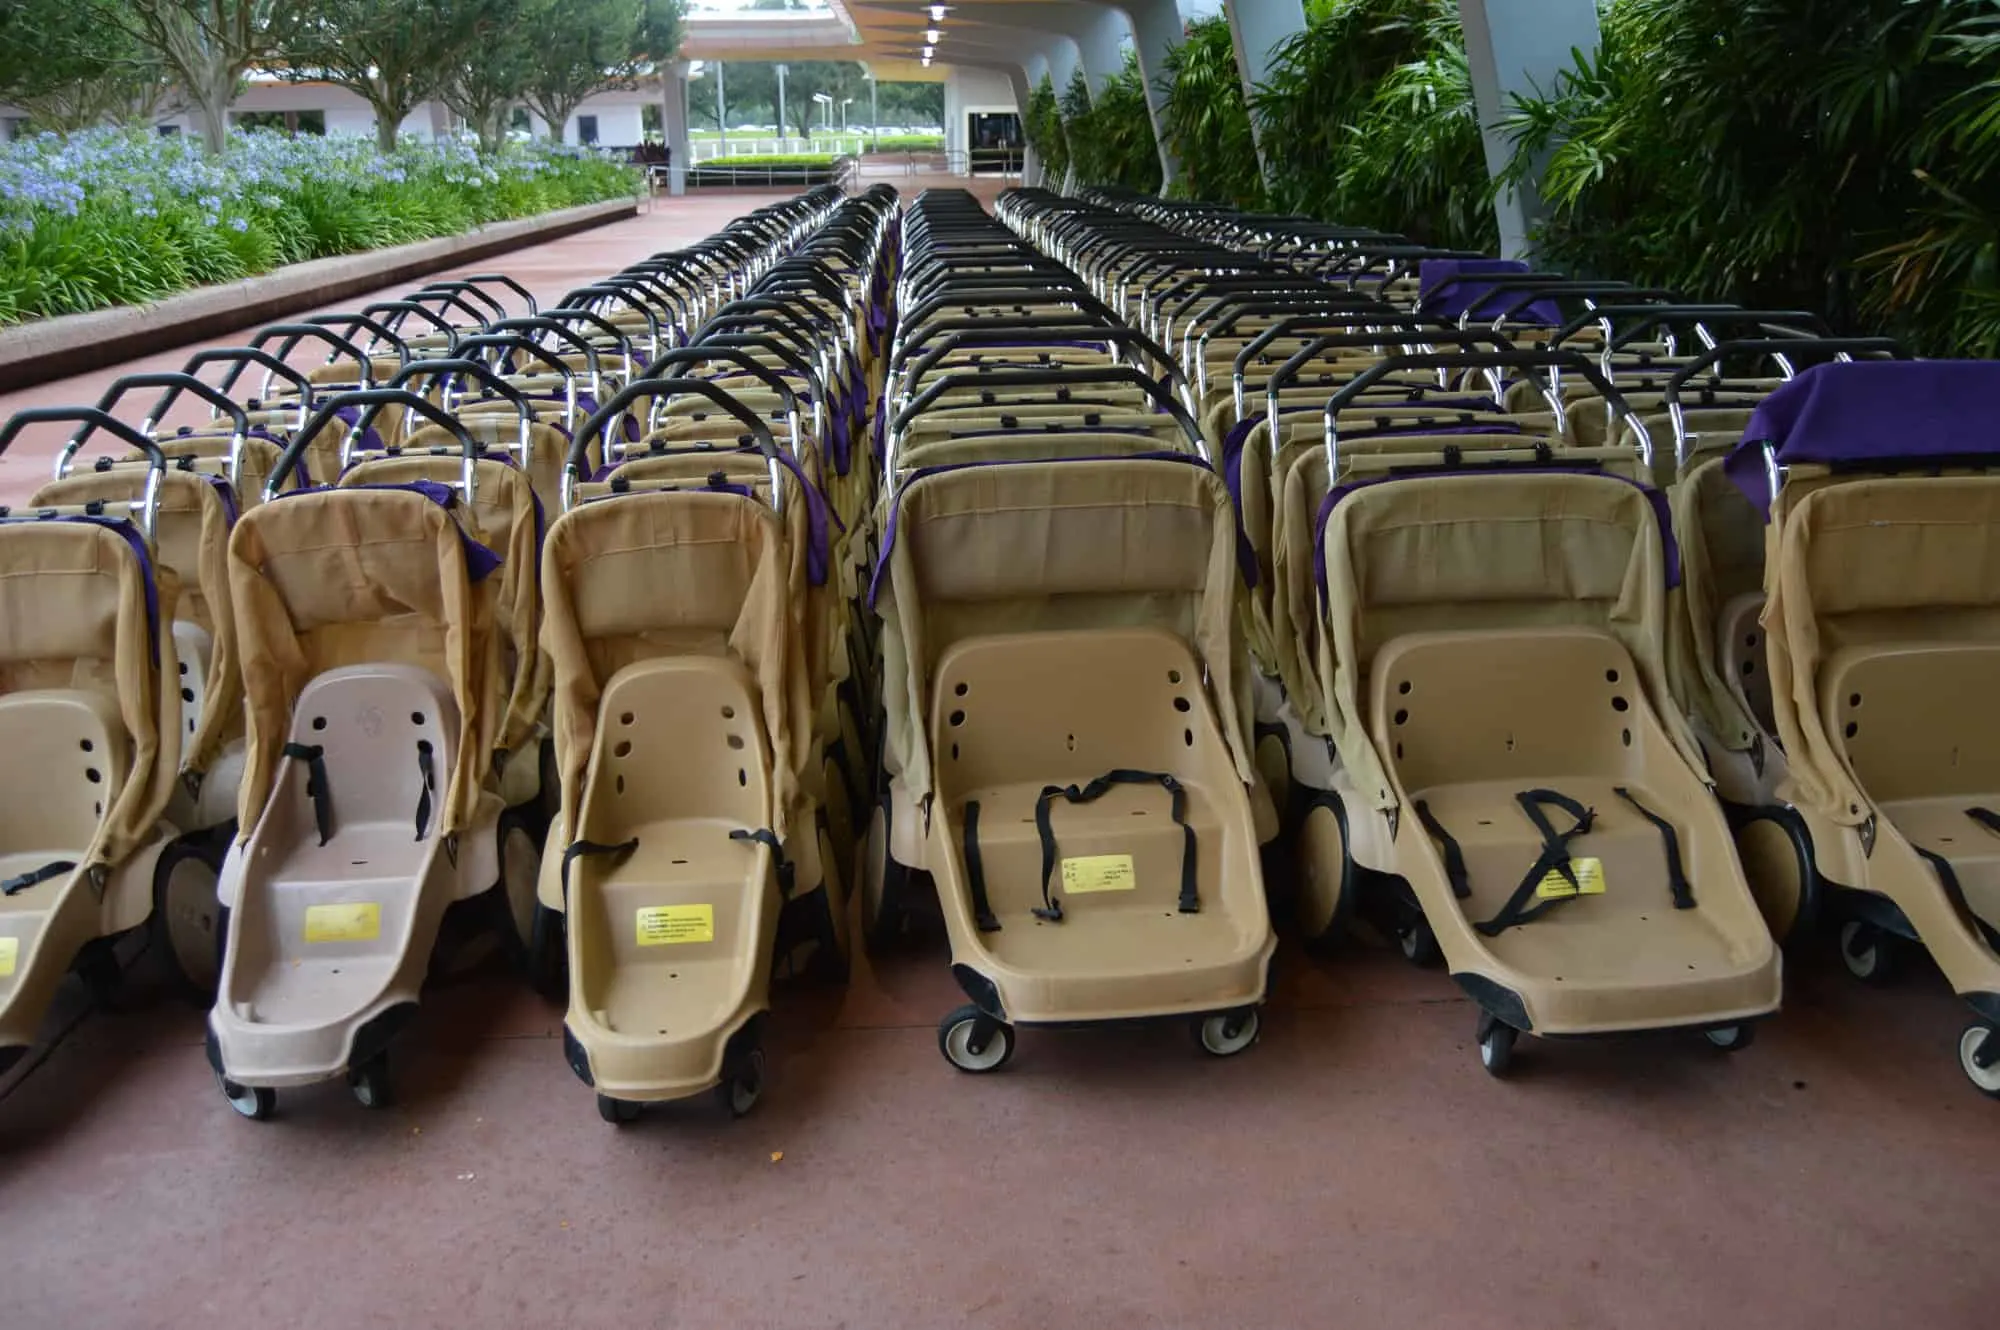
715 61 728 157
866 72 878 151
775 63 787 153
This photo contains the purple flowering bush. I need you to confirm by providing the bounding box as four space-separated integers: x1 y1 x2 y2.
0 130 638 324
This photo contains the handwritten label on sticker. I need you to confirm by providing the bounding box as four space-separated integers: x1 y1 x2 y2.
637 904 714 946
1061 854 1136 894
304 902 381 944
1536 857 1606 900
0 936 16 978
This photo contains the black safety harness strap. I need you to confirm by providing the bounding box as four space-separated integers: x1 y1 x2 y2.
729 827 796 899
1413 799 1470 899
559 836 639 905
1 860 75 897
1475 789 1596 937
1614 786 1694 910
1033 768 1198 924
283 741 332 846
414 739 435 841
961 800 1001 931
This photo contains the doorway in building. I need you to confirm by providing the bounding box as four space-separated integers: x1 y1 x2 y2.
966 111 1023 174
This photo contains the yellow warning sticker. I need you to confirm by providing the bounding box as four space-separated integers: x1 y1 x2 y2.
0 936 16 978
1536 857 1606 900
1061 854 1137 894
304 902 381 944
637 904 714 946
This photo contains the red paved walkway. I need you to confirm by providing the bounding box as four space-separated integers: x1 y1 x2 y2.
1 180 1994 1330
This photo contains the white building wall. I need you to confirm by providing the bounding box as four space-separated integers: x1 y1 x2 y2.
942 67 1021 161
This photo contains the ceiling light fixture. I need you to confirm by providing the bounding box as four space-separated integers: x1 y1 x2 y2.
922 44 934 58
925 27 940 43
929 4 947 21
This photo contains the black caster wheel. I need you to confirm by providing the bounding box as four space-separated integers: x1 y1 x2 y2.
1195 1008 1260 1057
525 904 567 1002
717 1047 767 1118
596 1094 642 1125
1477 1013 1518 1078
1704 1023 1756 1053
347 1056 394 1109
490 810 543 971
1960 1022 2000 1100
1838 920 1908 985
152 834 226 1001
938 1003 1014 1073
861 803 916 951
1397 915 1442 967
219 1073 276 1121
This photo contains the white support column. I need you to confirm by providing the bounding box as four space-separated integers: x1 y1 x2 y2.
1048 35 1085 99
1222 0 1306 185
1074 5 1132 98
1457 0 1600 258
664 64 691 197
1117 0 1184 193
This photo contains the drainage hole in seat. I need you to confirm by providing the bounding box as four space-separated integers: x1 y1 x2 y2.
181 687 195 704
1605 669 1619 684
1394 709 1408 726
1741 660 1755 676
312 716 328 731
954 681 969 697
1394 742 1404 760
672 858 687 865
950 743 959 760
614 740 631 758
85 768 101 784
79 738 93 753
1168 669 1182 684
179 660 189 677
721 706 736 720
949 710 965 727
1621 729 1632 747
410 712 424 725
1848 692 1862 708
727 734 744 750
1844 722 1858 738
1397 680 1411 695
1612 696 1629 712
620 711 635 726
738 769 747 787
615 775 626 794
1183 729 1194 748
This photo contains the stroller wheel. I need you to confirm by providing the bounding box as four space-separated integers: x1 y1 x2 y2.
1477 1014 1518 1078
938 1004 1015 1073
347 1056 394 1109
596 1094 642 1125
1397 915 1442 967
1703 1023 1756 1053
152 835 226 1001
1195 1008 1260 1057
1959 1023 2000 1099
218 1073 276 1121
1838 920 1907 985
719 1047 767 1118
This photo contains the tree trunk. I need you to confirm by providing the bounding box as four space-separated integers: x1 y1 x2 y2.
478 107 506 155
191 64 234 155
378 114 400 154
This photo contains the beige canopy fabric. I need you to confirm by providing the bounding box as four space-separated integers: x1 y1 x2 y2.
340 451 548 757
30 468 243 780
876 457 1255 809
1765 475 2000 825
1667 457 1767 753
227 487 499 839
539 489 814 842
1318 471 1702 812
0 519 180 868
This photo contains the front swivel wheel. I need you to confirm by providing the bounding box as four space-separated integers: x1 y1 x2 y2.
1477 1013 1519 1078
218 1073 276 1121
938 1004 1014 1073
1195 1008 1260 1057
1960 1022 2000 1100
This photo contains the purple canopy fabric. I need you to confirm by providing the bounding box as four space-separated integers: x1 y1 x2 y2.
1723 360 2000 514
1417 259 1562 327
